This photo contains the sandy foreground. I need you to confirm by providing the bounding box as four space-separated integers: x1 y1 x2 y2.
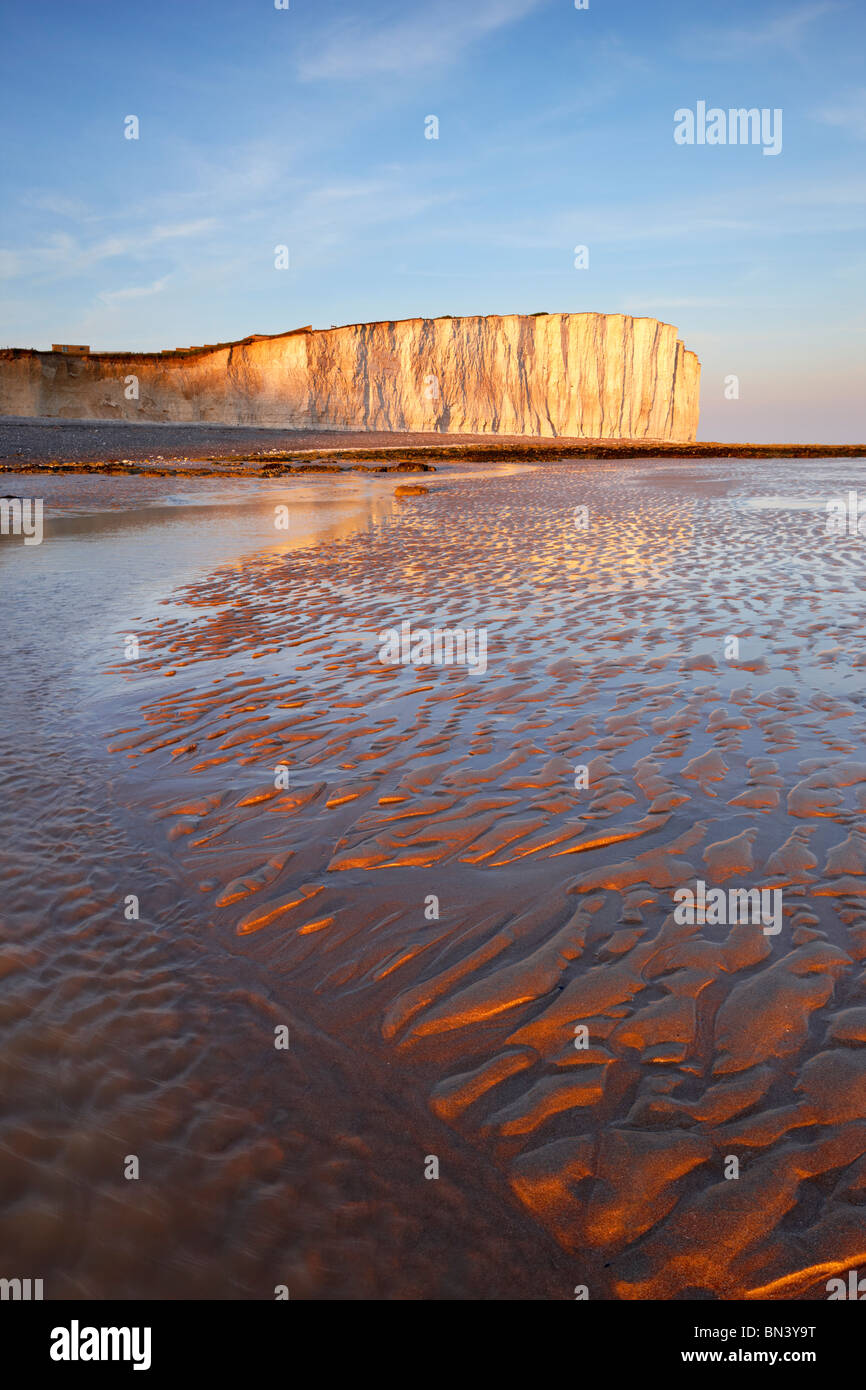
2 452 866 1300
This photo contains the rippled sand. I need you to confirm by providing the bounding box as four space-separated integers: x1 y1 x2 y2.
3 456 866 1299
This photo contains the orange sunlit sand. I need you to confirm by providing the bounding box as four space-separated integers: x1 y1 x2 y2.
4 454 862 1298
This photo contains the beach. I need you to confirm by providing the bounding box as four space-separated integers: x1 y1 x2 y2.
2 449 866 1300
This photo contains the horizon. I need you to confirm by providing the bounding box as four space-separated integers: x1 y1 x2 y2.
1 0 864 441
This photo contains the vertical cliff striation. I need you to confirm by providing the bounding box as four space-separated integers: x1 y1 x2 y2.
0 313 700 439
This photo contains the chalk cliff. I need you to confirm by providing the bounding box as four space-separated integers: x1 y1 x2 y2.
0 313 700 440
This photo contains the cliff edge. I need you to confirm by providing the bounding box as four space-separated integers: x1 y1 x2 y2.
0 312 700 441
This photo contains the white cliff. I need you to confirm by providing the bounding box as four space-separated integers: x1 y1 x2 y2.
0 312 700 440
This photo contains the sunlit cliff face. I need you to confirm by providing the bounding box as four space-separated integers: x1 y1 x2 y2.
0 313 700 440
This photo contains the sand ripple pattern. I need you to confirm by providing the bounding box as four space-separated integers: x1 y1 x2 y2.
108 458 866 1299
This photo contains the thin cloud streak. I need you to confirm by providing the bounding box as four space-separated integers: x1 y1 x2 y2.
298 0 545 80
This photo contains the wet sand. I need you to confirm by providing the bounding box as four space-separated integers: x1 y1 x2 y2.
2 455 866 1300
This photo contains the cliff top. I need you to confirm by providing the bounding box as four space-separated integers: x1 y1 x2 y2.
1 310 692 361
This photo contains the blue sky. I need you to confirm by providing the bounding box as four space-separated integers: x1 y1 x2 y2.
1 0 863 440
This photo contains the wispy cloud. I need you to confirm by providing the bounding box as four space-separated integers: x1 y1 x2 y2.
629 296 732 309
814 87 866 137
424 173 866 257
680 1 841 61
79 219 217 268
97 275 171 308
0 218 217 282
298 0 545 80
20 191 98 222
0 249 21 279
